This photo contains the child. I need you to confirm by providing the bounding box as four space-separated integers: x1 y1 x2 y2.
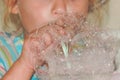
1 0 119 80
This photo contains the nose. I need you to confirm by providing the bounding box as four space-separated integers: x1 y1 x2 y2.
51 0 67 17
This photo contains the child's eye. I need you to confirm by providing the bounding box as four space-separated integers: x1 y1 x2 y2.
37 0 50 2
69 0 81 3
70 0 78 1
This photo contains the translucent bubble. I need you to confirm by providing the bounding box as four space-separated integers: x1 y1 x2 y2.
27 13 120 80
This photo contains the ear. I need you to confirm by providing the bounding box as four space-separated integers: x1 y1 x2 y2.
6 0 19 14
11 3 19 14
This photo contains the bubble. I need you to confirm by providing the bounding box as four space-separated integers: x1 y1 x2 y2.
25 13 120 80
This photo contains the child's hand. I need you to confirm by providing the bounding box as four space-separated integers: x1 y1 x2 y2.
19 25 66 71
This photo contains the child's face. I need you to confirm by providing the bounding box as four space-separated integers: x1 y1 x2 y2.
13 0 89 33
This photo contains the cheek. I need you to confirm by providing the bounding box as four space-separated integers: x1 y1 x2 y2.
19 5 49 23
69 1 89 16
18 3 52 32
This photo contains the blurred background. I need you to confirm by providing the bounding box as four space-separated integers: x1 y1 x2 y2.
106 0 120 29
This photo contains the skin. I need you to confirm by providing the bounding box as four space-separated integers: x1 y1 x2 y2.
2 0 89 80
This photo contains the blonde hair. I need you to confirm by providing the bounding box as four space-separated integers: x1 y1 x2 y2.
88 0 109 27
0 0 23 35
0 0 109 35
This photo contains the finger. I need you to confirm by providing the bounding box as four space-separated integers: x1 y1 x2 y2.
42 32 53 46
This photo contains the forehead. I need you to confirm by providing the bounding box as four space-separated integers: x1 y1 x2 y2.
7 0 93 7
11 0 92 3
